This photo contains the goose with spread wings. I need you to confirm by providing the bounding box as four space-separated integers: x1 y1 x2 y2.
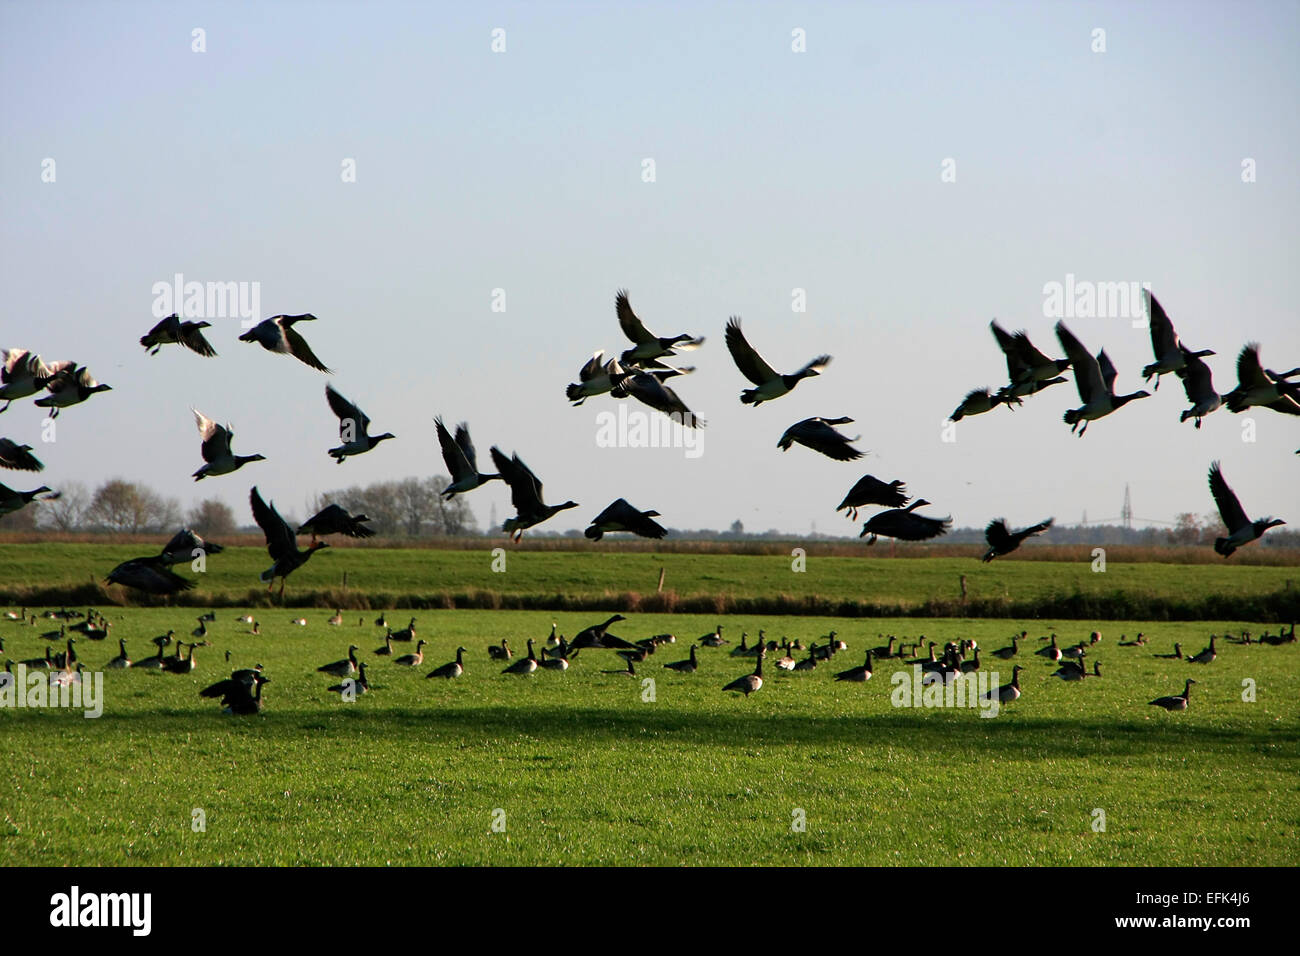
1141 291 1214 390
326 385 394 463
250 486 329 595
0 350 73 414
982 517 1054 562
836 475 909 520
1222 344 1300 415
0 438 44 472
0 481 58 516
1174 345 1222 429
859 500 952 545
33 365 112 418
436 417 500 498
610 368 705 428
615 290 705 367
1055 322 1149 436
566 351 692 406
106 554 196 595
584 498 667 541
296 504 375 541
140 314 218 357
1208 461 1285 558
725 317 830 406
238 314 332 372
990 320 1070 391
489 447 578 542
192 409 265 480
777 417 862 461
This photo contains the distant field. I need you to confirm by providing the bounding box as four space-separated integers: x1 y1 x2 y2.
1 608 1296 866
1 542 1298 621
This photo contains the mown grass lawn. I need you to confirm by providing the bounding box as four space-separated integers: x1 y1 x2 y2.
2 608 1296 865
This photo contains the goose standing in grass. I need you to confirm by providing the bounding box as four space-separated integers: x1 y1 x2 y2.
238 314 332 372
328 662 370 697
949 387 1017 422
836 475 909 520
106 639 131 669
318 645 359 678
0 438 44 472
860 500 951 545
571 614 636 650
1054 322 1150 435
296 504 375 541
1141 291 1214 390
1 350 72 414
584 498 667 541
1188 636 1217 665
778 416 863 461
502 639 538 675
0 481 58 516
159 529 225 565
490 446 579 542
1222 344 1300 415
428 647 467 679
434 418 500 499
722 647 764 697
325 385 395 463
664 646 699 673
1208 461 1286 557
615 289 706 367
106 554 195 595
1150 679 1196 711
393 640 428 667
724 317 829 406
250 486 329 596
984 665 1023 703
990 320 1071 389
192 409 265 481
139 314 217 357
834 650 874 683
33 365 112 417
487 639 512 660
982 517 1054 562
1173 346 1222 429
609 368 706 428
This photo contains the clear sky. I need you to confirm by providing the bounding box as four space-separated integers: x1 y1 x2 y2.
3 1 1297 537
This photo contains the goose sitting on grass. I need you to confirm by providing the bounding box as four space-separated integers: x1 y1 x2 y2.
1187 636 1217 665
778 417 863 461
238 314 332 372
836 475 909 520
490 446 579 542
663 646 699 673
983 665 1023 703
393 640 427 667
860 500 951 545
834 650 874 683
191 409 265 480
501 639 538 675
33 365 112 418
1208 461 1286 558
328 662 370 696
428 647 467 679
140 314 217 357
106 639 131 669
487 639 512 660
584 498 667 541
325 385 395 463
725 317 829 406
250 486 328 596
318 646 359 678
1149 679 1195 711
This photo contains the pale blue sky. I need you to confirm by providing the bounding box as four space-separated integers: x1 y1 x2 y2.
2 1 1297 536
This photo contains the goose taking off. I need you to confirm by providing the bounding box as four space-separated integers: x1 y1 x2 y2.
250 486 329 595
584 498 667 541
778 417 863 461
1174 345 1222 429
724 317 830 406
609 369 705 428
566 352 623 406
325 385 394 463
949 387 1017 422
570 614 636 650
191 409 266 480
1055 322 1149 436
0 438 43 472
238 314 332 372
139 314 217 357
982 517 1054 562
158 529 225 566
1208 461 1286 558
33 365 112 418
296 504 375 541
1149 679 1195 711
0 482 59 516
105 555 195 595
990 320 1071 387
860 500 951 545
1141 291 1214 390
489 446 579 542
0 350 72 414
836 475 909 520
435 418 500 499
615 290 705 367
1222 344 1300 415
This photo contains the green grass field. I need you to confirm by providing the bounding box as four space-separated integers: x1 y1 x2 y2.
2 604 1297 865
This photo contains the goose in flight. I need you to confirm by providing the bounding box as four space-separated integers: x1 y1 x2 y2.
777 417 863 461
436 417 500 499
1141 291 1214 390
584 498 667 541
0 350 72 414
296 504 375 541
836 475 909 520
325 385 394 463
982 517 1054 562
250 486 329 595
238 314 332 372
0 438 43 472
33 365 112 417
949 387 1018 422
566 351 623 405
192 409 265 480
0 481 58 516
158 529 225 565
1055 322 1149 435
489 446 579 542
860 500 951 545
139 314 217 357
615 290 705 367
1174 345 1222 429
105 555 196 595
1222 344 1300 415
990 320 1070 387
725 317 830 406
610 368 705 428
1208 461 1285 558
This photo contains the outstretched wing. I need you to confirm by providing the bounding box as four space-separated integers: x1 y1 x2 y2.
1055 322 1103 403
984 518 1013 552
282 320 332 373
193 409 233 463
616 290 655 344
180 322 218 357
326 385 370 439
725 317 779 386
1235 344 1270 389
490 447 544 514
1208 461 1249 533
990 320 1030 381
249 486 297 560
1146 290 1178 358
1177 347 1216 402
578 351 605 382
454 423 481 472
1096 350 1119 395
435 417 473 482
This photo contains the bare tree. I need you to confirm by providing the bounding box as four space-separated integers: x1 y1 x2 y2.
38 480 90 531
87 479 180 533
188 497 237 536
